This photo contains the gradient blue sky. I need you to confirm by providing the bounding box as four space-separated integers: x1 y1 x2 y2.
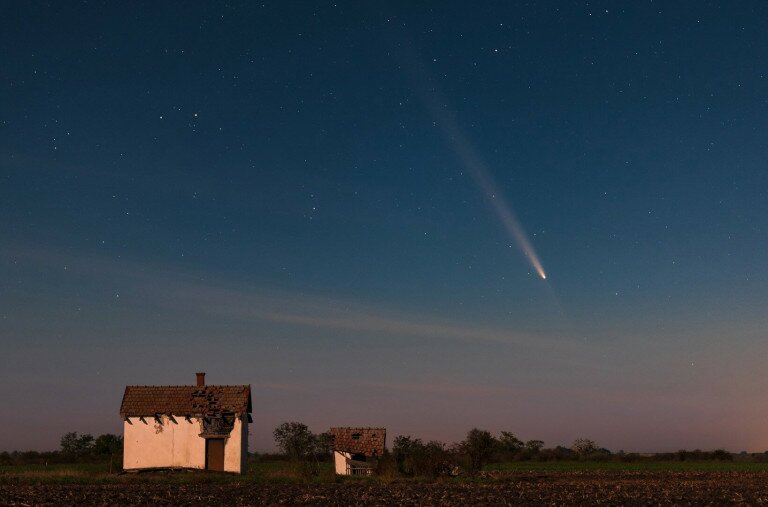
2 1 768 453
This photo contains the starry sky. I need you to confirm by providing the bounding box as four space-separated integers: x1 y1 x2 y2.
2 1 768 453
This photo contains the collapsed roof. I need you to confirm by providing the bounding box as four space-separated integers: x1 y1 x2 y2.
120 385 252 418
330 427 386 457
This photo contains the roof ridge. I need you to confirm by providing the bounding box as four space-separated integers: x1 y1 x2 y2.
124 384 250 388
331 426 387 430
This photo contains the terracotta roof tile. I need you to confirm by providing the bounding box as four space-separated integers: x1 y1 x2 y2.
120 385 251 417
331 427 386 457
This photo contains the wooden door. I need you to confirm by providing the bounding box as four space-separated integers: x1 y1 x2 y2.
206 438 225 471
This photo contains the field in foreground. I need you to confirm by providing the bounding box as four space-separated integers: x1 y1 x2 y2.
3 470 768 505
4 459 768 483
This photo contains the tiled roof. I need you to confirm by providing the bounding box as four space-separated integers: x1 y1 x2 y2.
120 385 251 417
331 427 386 457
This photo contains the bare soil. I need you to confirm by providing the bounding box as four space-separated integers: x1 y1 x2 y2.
2 471 768 505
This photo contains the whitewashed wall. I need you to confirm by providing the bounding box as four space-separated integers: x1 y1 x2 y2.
333 450 351 475
223 415 247 473
123 415 247 474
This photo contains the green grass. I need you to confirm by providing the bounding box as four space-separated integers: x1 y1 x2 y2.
0 463 111 474
485 461 768 472
3 460 768 485
0 460 337 485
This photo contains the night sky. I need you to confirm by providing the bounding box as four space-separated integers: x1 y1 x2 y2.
2 1 768 453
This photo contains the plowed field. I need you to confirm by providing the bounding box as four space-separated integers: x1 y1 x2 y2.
3 471 768 505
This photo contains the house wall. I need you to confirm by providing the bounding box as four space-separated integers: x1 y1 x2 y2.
239 413 249 472
222 415 246 473
123 415 206 471
123 415 248 474
333 450 352 475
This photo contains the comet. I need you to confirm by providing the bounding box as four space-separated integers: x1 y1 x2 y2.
422 93 548 281
397 47 548 280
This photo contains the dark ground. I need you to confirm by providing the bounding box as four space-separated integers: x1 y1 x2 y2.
2 471 768 506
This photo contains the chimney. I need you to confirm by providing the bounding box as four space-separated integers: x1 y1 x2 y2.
196 372 206 387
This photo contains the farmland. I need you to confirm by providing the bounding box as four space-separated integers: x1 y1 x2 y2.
3 462 768 505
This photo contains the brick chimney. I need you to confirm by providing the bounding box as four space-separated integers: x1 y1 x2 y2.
196 372 205 387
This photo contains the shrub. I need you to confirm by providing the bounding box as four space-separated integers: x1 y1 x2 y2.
391 435 455 478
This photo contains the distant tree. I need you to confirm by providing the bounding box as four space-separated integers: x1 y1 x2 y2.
525 440 544 452
462 428 497 474
550 445 575 460
313 431 333 457
711 449 733 461
60 432 78 456
93 434 123 473
392 435 424 476
572 438 598 458
392 435 421 455
391 435 452 478
273 422 316 460
60 432 94 459
421 440 454 477
498 432 524 453
94 434 123 456
273 422 333 477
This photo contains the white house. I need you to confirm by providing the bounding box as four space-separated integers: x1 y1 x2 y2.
120 372 251 474
330 427 386 475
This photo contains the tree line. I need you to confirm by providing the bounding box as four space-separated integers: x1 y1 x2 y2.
266 422 755 478
0 432 122 466
1 425 759 471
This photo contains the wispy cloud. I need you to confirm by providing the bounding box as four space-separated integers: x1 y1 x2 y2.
1 240 560 348
173 286 542 346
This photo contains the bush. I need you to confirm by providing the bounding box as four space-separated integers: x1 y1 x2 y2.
538 446 574 461
376 452 399 483
391 436 455 478
712 449 733 461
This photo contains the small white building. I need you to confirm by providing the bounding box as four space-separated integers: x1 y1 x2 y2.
330 427 386 476
120 372 251 474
